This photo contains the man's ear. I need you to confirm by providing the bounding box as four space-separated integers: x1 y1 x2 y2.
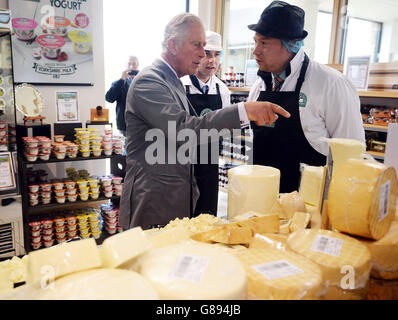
168 38 179 56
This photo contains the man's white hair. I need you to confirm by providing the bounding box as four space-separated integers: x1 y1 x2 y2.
162 13 203 52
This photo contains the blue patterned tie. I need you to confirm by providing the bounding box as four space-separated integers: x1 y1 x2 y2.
202 85 209 95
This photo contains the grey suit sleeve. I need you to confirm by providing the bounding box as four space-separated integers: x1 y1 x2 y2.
128 76 241 141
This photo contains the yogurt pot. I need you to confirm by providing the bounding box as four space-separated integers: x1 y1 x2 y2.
31 236 41 244
54 189 65 197
67 230 77 238
40 141 52 148
25 153 38 162
112 177 123 185
101 178 112 187
114 148 123 155
77 215 88 224
78 138 90 145
53 135 65 143
40 183 52 192
90 192 100 200
79 186 90 195
41 198 52 205
117 227 123 233
42 234 53 242
57 238 67 244
103 149 113 156
39 153 51 161
31 242 42 250
67 195 77 202
41 147 52 154
81 151 90 158
42 228 54 236
76 131 90 139
105 226 117 235
41 191 52 199
88 179 99 188
92 149 102 157
79 144 90 152
105 209 119 218
90 137 102 144
23 137 39 148
68 30 92 54
114 190 122 197
55 195 66 204
55 225 65 233
104 129 113 135
79 227 90 235
107 216 118 225
79 193 89 201
88 213 99 222
29 192 39 200
12 18 38 41
65 215 77 225
52 182 64 190
102 135 112 143
102 142 113 150
67 224 77 232
90 186 100 194
30 229 41 237
42 220 53 229
67 151 78 159
43 240 54 248
114 183 123 192
56 231 67 239
45 16 71 37
29 221 41 231
92 231 101 239
102 184 113 192
104 190 114 198
53 143 67 153
54 151 66 160
65 181 76 190
30 199 39 206
66 188 77 196
80 233 91 239
28 185 40 193
26 147 39 156
54 217 65 226
36 34 66 59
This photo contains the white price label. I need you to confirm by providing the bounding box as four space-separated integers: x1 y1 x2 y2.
251 260 304 280
169 255 210 283
311 235 343 257
379 180 391 222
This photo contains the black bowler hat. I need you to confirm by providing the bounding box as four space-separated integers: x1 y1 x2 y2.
248 1 308 40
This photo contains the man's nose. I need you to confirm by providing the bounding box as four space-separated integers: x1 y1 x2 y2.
199 46 205 58
253 43 260 56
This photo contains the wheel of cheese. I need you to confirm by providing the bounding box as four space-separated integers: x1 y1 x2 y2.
328 159 398 240
358 221 398 280
286 229 371 290
130 241 247 300
237 247 324 300
328 138 366 170
35 268 159 300
228 165 280 220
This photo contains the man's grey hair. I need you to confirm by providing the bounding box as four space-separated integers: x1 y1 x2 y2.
162 13 203 52
128 56 139 64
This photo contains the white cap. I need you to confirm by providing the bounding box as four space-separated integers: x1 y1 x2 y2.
204 31 223 51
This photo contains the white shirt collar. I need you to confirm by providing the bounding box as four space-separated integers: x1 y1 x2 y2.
287 48 305 79
159 56 179 79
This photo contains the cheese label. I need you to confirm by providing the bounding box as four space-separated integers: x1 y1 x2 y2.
379 180 391 222
169 255 210 283
251 259 304 280
311 235 343 257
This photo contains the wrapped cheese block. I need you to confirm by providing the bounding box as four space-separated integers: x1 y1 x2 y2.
359 221 398 280
299 165 325 213
26 239 102 288
100 227 153 268
328 159 398 240
129 242 247 300
287 229 371 300
228 165 280 220
289 212 312 233
328 138 366 170
237 247 324 300
35 269 159 300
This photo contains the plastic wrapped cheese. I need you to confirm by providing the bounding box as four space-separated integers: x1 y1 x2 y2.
146 227 193 249
34 268 159 300
359 221 398 280
287 229 371 299
237 247 324 300
100 227 152 268
328 159 398 240
299 165 325 213
228 165 280 220
26 239 102 288
128 241 247 300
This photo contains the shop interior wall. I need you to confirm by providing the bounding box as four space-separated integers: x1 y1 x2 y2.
1 0 108 180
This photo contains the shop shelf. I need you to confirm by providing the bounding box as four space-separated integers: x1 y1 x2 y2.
363 124 389 133
21 153 116 165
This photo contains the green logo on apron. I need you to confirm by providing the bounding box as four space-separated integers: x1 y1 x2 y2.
200 108 212 116
299 93 307 108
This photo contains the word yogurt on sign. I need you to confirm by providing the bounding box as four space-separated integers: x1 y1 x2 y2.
49 0 88 11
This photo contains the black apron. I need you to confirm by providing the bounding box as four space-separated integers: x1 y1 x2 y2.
186 75 223 217
252 54 326 193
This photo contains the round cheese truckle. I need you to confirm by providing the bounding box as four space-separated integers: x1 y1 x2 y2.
328 158 398 240
228 165 280 220
130 241 247 300
287 229 371 300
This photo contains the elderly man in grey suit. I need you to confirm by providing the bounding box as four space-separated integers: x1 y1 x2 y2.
119 13 290 230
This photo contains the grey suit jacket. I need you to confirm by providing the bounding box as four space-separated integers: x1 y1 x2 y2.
119 59 241 230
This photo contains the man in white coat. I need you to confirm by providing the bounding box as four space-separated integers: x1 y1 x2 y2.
181 31 230 217
119 13 291 230
246 0 365 193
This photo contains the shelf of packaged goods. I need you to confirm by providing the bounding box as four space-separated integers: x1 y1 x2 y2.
358 90 398 99
27 196 120 215
21 153 116 165
366 150 385 160
363 123 390 133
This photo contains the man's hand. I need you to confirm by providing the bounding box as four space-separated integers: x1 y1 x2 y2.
121 70 131 81
244 101 290 126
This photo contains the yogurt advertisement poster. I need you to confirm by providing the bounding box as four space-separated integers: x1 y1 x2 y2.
9 0 94 85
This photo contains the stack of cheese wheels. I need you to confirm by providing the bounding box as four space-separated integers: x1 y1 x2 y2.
127 241 247 300
35 268 160 300
286 229 372 300
359 221 398 280
228 165 280 220
328 159 398 240
237 247 324 300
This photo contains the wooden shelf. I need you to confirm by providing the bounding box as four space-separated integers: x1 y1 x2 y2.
22 153 115 165
363 124 389 133
229 87 251 93
358 90 398 98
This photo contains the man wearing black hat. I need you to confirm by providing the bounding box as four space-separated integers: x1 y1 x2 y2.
247 1 365 193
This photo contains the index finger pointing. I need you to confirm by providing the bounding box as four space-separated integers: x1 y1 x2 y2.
271 104 290 118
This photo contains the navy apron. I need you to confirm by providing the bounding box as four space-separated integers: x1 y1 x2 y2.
252 54 326 193
186 75 223 217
